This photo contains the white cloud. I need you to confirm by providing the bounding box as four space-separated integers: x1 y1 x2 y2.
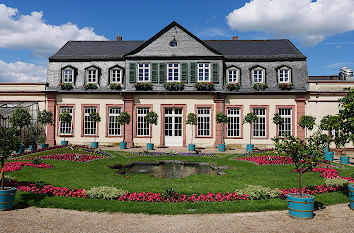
0 4 107 57
226 0 354 46
326 62 354 69
0 59 46 82
198 27 232 38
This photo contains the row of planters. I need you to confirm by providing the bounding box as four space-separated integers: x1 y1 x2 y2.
60 82 295 91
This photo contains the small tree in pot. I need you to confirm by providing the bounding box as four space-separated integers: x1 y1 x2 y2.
243 112 258 152
272 134 323 218
144 111 158 150
59 111 72 146
23 126 42 152
116 112 131 149
216 112 228 152
299 115 316 139
0 126 21 210
9 108 31 153
37 110 53 148
186 113 197 151
273 113 285 137
89 111 101 149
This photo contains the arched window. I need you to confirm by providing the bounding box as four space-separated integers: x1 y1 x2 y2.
277 66 291 83
251 67 265 84
61 66 75 84
226 67 240 83
85 66 100 84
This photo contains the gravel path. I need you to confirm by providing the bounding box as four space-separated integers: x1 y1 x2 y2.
1 204 353 233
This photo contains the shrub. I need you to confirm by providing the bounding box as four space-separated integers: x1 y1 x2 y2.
253 83 268 90
324 178 351 187
85 186 128 200
84 83 98 90
195 82 214 91
235 185 281 200
59 83 73 90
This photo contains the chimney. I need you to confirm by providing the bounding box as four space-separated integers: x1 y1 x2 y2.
232 35 238 40
117 35 123 41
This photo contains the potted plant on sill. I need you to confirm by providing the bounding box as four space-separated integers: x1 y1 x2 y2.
116 112 131 149
88 111 101 149
243 112 258 153
37 110 53 148
216 112 229 152
135 82 152 91
59 111 72 146
278 83 294 90
9 108 31 154
144 111 158 150
109 83 122 90
59 83 73 90
273 135 323 219
186 113 197 151
226 83 241 91
253 83 268 91
164 82 185 91
195 82 214 91
299 115 316 139
84 83 98 90
0 126 21 210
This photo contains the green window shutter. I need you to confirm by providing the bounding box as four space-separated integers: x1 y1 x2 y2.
181 63 188 83
212 63 219 83
159 63 166 83
129 63 136 83
190 63 197 83
151 63 158 83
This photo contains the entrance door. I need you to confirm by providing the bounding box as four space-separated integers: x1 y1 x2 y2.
164 108 183 146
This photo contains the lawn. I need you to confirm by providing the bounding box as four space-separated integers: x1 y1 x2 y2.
7 148 354 214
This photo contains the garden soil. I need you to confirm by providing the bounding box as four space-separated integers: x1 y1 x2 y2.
1 203 353 233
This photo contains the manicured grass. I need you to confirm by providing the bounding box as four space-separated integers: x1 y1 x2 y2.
8 150 354 214
16 147 106 159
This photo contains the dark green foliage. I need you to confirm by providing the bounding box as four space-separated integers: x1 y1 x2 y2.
272 113 284 127
145 111 158 144
299 115 316 138
23 126 43 146
338 88 354 143
243 112 258 144
186 113 197 144
84 83 98 90
38 110 53 126
117 112 131 143
9 108 31 129
216 112 228 125
89 112 101 123
59 111 72 124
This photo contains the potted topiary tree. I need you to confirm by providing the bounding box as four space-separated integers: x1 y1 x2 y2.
59 111 72 146
273 134 323 218
243 112 258 153
273 113 285 137
37 110 53 148
116 112 131 149
144 111 158 150
186 113 197 151
0 126 21 210
9 108 31 153
299 115 316 139
320 115 338 161
216 112 228 152
89 111 101 149
23 126 42 152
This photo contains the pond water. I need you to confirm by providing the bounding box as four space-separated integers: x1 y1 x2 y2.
110 160 229 179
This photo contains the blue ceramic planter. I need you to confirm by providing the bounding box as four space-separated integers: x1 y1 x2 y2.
40 143 49 149
324 151 334 161
218 144 226 152
61 141 68 146
0 187 17 210
340 156 350 164
246 144 254 153
349 184 354 210
287 193 314 219
29 145 37 152
91 142 99 148
324 146 329 153
188 144 196 151
17 145 25 154
120 142 127 149
147 143 154 150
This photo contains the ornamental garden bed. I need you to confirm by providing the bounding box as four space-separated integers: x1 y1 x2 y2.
5 150 353 214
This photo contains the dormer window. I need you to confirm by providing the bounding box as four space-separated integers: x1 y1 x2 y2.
252 68 265 83
62 68 74 84
227 67 240 83
137 63 150 82
278 68 291 83
198 63 210 82
110 68 122 83
167 63 180 82
86 67 99 84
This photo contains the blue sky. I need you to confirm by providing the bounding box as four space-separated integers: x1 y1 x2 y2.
0 0 353 82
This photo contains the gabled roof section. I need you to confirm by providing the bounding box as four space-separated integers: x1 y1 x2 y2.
124 21 222 57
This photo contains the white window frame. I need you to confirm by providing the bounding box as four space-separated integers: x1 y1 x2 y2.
227 108 241 137
278 68 291 84
197 107 211 137
108 107 121 136
62 68 74 84
86 68 99 84
197 63 211 82
110 68 122 83
252 108 266 138
59 106 73 135
137 63 151 82
167 63 180 82
278 108 292 137
226 68 240 83
252 68 265 84
84 107 97 136
137 107 150 137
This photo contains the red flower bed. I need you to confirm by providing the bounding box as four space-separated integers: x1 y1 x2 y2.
294 166 354 183
4 161 52 172
280 185 343 197
33 153 105 162
238 156 293 165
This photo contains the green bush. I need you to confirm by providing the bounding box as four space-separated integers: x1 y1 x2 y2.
324 178 351 187
85 186 128 200
235 185 281 200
